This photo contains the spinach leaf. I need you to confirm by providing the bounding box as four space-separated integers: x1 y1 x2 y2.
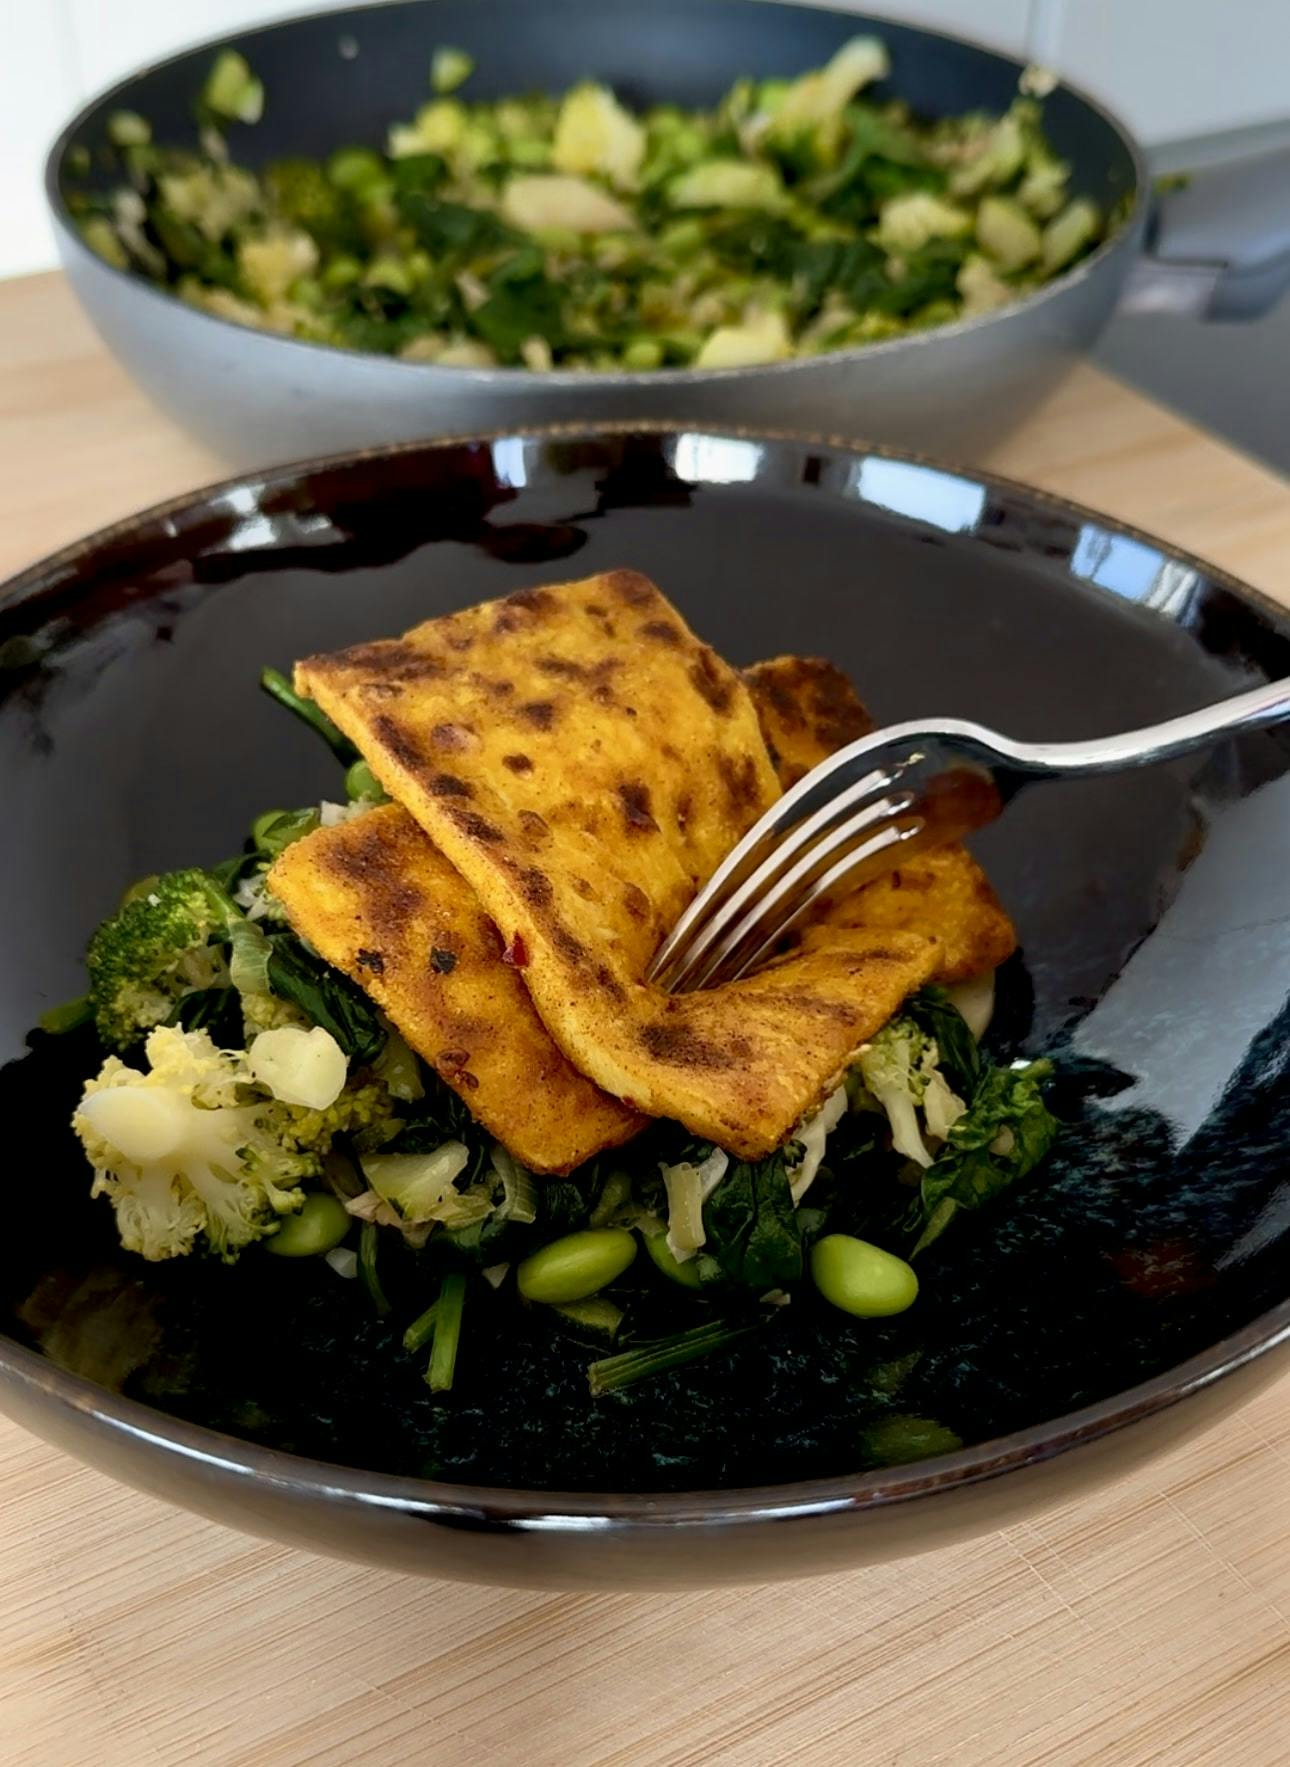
265 933 386 1064
909 1059 1057 1256
389 152 448 200
904 985 982 1098
872 237 968 314
207 850 260 894
398 193 518 258
165 985 244 1047
703 1154 803 1290
474 251 568 360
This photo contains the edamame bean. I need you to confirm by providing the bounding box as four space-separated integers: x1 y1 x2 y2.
517 1229 636 1305
265 1192 351 1258
642 1231 704 1290
345 759 386 803
810 1234 919 1318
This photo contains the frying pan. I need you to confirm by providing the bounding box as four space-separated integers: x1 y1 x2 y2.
45 0 1290 467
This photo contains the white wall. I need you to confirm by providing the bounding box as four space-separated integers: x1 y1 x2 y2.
5 0 1290 279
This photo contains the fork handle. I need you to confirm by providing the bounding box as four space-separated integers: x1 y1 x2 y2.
976 673 1290 778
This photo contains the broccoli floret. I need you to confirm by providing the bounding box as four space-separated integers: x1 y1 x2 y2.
73 1026 403 1263
856 1018 966 1167
240 989 310 1040
263 158 348 243
86 870 239 1051
254 1076 403 1158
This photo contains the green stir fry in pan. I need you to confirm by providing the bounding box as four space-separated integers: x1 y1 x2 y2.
71 39 1106 370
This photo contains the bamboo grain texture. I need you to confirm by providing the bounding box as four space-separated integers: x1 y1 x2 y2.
0 271 1287 1767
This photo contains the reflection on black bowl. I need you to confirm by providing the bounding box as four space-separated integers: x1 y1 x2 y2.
1 428 1287 1588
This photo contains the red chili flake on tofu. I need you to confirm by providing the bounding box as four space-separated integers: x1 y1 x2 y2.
502 931 530 969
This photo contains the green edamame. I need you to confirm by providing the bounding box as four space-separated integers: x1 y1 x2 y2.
265 1192 351 1258
345 759 386 803
517 1228 636 1305
642 1231 704 1290
810 1234 919 1318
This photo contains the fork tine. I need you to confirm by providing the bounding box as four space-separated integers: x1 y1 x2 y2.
654 766 905 992
664 786 917 993
648 760 905 990
717 820 923 986
670 792 920 992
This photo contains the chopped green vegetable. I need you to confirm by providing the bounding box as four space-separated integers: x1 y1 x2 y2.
89 42 1106 370
259 666 357 763
431 47 475 96
403 1299 439 1353
910 1059 1058 1255
426 1273 467 1390
861 1414 963 1466
107 111 151 148
1041 197 1101 275
358 1219 390 1315
702 1153 802 1290
202 50 264 125
39 994 93 1035
552 1296 624 1341
588 1319 756 1394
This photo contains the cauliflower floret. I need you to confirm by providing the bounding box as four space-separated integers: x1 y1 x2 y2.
73 1028 400 1263
75 1028 292 1262
248 1025 347 1110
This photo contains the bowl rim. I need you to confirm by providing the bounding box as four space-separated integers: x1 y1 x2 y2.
42 0 1148 393
3 418 1290 1527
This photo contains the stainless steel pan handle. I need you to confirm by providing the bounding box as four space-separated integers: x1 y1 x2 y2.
1122 145 1290 321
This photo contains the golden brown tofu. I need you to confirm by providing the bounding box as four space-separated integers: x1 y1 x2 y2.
295 573 1003 1156
269 804 644 1173
743 655 873 786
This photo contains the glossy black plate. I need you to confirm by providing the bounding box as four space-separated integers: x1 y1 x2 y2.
1 429 1288 1585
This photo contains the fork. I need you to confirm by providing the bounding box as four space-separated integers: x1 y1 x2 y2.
648 675 1290 995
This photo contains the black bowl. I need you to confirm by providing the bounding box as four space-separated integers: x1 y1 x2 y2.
2 428 1288 1589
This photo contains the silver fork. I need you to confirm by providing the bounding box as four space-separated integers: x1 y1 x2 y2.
648 675 1290 995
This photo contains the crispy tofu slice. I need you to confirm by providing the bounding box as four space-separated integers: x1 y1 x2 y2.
294 572 998 1157
743 655 873 786
268 657 884 1172
270 805 644 1173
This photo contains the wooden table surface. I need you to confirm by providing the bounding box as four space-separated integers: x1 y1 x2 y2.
0 272 1287 1767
